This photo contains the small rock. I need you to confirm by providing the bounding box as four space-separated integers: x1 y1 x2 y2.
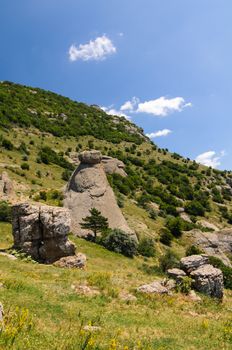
180 254 209 273
188 290 202 302
0 303 3 321
167 268 186 281
54 253 86 269
161 279 176 291
137 281 169 294
119 292 137 302
83 325 102 332
74 285 100 297
0 252 17 260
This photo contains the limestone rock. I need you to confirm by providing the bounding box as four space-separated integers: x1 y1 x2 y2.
12 203 76 263
72 285 100 297
180 255 209 273
188 290 202 302
0 171 13 198
54 253 86 268
167 268 186 281
119 292 137 302
137 281 169 294
190 264 224 299
197 220 219 232
79 150 102 164
101 156 127 177
64 150 136 239
83 325 102 332
185 229 232 267
180 212 192 223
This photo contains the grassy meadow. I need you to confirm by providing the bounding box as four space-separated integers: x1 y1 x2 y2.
0 222 231 350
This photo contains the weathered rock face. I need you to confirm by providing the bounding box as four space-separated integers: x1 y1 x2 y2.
101 156 127 177
180 255 209 273
137 280 169 295
190 264 224 299
167 268 186 281
64 150 135 239
12 203 76 263
185 229 232 267
0 171 13 198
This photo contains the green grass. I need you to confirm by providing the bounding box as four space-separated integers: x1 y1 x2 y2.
0 223 231 349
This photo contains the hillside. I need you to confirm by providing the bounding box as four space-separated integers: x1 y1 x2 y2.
0 81 232 349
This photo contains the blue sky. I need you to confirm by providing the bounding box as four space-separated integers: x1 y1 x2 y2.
1 0 232 169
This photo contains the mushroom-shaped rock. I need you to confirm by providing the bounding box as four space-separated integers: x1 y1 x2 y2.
79 150 102 164
64 150 136 240
190 264 223 299
180 255 209 273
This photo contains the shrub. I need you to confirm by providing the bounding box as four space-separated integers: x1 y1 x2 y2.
39 191 47 201
62 169 72 181
1 138 14 150
208 256 232 290
166 217 183 238
160 228 173 246
159 249 179 272
102 229 138 258
177 276 193 294
186 245 203 256
21 162 29 170
0 201 12 222
138 237 155 257
185 200 205 216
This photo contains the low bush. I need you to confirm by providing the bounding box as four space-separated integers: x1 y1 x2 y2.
208 256 232 290
0 201 12 222
159 249 179 272
160 228 173 246
21 162 29 170
102 229 138 258
138 237 155 257
186 245 203 256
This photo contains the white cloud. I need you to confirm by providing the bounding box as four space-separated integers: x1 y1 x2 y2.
137 97 192 116
146 129 172 138
69 35 116 62
120 97 139 112
195 150 225 168
101 106 131 120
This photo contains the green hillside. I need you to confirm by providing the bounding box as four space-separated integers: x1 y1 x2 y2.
0 81 232 349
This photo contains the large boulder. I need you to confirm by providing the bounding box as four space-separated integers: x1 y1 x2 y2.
180 255 209 273
64 150 136 239
190 264 224 299
12 203 76 263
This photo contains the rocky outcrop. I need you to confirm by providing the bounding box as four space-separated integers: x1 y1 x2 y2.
12 203 76 263
180 255 209 273
185 229 232 267
0 171 13 199
64 150 135 239
180 255 224 299
167 268 186 281
190 264 223 299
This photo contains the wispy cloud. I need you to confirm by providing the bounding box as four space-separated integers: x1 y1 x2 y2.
195 150 225 168
137 97 192 116
101 106 131 120
69 35 116 62
120 97 139 112
146 129 172 138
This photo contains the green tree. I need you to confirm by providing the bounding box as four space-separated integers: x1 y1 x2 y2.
80 208 109 240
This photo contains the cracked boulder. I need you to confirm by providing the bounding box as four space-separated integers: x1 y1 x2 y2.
64 150 135 239
12 203 76 263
